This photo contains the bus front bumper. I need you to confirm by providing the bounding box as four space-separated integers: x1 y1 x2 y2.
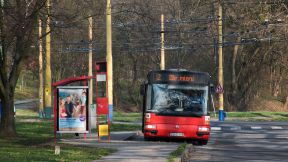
144 124 210 140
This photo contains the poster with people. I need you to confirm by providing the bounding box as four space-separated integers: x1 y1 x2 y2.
57 86 88 132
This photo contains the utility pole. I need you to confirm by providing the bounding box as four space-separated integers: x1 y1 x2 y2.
88 16 93 110
106 0 113 121
38 19 44 118
0 0 3 55
160 14 165 70
44 0 52 118
218 0 225 121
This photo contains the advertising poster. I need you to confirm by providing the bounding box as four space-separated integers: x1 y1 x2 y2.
57 86 88 133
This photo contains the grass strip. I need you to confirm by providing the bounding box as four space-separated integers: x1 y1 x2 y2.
210 111 288 121
0 109 115 162
168 143 187 162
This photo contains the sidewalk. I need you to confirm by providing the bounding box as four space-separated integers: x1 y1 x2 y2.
60 131 179 162
94 143 177 162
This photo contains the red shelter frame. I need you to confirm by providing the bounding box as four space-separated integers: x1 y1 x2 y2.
95 62 110 141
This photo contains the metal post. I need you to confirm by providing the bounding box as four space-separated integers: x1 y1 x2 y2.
38 19 44 118
88 16 96 129
218 1 225 121
160 14 165 70
44 0 52 118
88 16 93 102
106 0 113 121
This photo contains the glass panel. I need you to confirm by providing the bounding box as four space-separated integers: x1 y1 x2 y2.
146 85 152 110
149 84 208 116
97 81 106 97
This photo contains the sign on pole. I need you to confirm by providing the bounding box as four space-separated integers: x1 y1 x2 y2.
215 84 224 94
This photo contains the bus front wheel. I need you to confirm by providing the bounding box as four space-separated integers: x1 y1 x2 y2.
198 140 208 145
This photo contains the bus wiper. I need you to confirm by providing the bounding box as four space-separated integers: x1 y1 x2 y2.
157 107 174 113
188 111 203 117
184 106 202 112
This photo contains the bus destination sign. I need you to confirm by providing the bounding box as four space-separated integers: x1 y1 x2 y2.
155 73 194 82
150 70 210 85
168 74 194 82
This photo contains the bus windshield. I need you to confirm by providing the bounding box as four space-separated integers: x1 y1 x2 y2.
147 84 208 116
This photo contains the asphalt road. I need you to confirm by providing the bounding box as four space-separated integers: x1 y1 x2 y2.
185 121 288 162
14 99 38 109
12 101 288 161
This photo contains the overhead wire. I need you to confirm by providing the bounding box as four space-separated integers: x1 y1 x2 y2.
41 0 288 56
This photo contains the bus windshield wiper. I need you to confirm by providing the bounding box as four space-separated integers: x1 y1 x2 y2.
187 111 203 117
156 107 174 113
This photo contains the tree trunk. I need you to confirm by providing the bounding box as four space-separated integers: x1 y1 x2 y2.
273 68 282 97
230 37 241 105
231 37 241 95
132 59 138 83
284 96 288 110
0 93 16 137
269 65 272 93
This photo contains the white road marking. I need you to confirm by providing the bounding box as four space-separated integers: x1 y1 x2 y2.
211 127 222 131
251 126 262 129
230 126 241 130
271 126 283 129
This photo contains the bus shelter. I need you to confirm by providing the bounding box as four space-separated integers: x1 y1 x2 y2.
52 76 95 141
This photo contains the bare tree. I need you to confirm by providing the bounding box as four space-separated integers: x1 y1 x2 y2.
0 0 46 137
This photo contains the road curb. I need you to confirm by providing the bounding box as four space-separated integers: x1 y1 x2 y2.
123 131 141 141
180 144 194 162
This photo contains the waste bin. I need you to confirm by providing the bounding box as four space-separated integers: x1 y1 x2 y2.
44 107 52 118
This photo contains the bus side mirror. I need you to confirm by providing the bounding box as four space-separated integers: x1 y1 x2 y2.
210 84 215 94
140 84 145 96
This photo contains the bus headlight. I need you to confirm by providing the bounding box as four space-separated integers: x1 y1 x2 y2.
145 113 151 122
198 126 210 132
145 113 151 119
145 124 156 129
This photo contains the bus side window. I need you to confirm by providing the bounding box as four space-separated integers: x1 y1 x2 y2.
210 84 215 94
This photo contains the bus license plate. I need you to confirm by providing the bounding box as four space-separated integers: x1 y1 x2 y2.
169 133 184 137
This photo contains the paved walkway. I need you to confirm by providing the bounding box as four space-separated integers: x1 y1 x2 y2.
94 142 178 162
60 132 179 162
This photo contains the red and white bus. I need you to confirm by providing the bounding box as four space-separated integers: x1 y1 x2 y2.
141 69 212 145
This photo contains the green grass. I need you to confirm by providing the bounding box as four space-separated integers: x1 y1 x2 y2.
168 143 187 162
14 87 37 100
110 123 141 131
92 123 141 133
15 109 39 119
210 111 288 121
113 112 142 122
0 141 113 162
0 109 115 162
97 112 141 122
14 71 38 100
113 112 141 118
